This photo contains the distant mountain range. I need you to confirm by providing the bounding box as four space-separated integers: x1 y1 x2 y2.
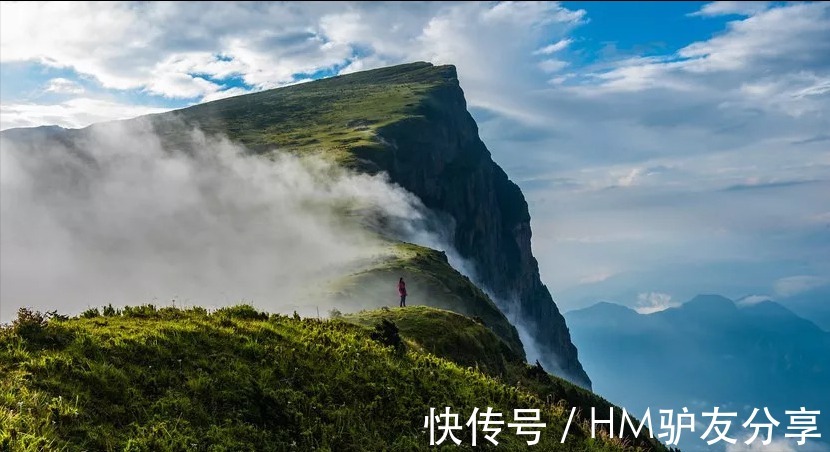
750 286 830 332
566 294 830 450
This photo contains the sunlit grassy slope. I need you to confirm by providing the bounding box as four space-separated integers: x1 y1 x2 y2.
146 62 452 165
0 305 666 451
328 243 527 360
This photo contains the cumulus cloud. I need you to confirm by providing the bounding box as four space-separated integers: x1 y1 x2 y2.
635 292 679 314
1 2 584 129
0 2 582 103
0 122 439 322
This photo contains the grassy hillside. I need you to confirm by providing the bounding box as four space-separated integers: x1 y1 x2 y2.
4 63 453 167
343 306 522 378
1 305 664 451
327 243 526 359
342 307 666 451
143 62 454 165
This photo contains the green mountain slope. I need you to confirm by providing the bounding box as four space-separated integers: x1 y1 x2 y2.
151 61 592 388
2 63 590 388
328 243 526 360
1 61 590 387
0 306 664 451
146 62 450 164
342 307 665 451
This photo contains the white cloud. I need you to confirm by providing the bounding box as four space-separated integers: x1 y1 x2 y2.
0 2 353 96
534 38 571 55
506 3 830 310
635 292 678 314
200 86 254 103
0 1 585 126
679 3 830 74
0 98 169 130
774 276 827 298
581 2 830 105
736 295 772 306
44 78 85 94
578 271 615 285
691 2 772 17
539 58 568 73
144 72 219 99
617 167 644 187
412 2 583 124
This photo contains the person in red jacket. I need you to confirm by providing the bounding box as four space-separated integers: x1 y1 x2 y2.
398 277 407 307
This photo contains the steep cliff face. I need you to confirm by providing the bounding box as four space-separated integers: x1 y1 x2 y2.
352 65 591 388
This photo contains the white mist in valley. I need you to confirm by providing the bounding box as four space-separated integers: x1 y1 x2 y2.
0 120 432 322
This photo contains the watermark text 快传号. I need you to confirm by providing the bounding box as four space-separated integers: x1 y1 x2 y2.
423 406 821 447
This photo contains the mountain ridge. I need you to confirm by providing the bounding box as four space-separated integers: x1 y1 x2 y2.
0 61 591 388
0 304 665 450
565 294 830 450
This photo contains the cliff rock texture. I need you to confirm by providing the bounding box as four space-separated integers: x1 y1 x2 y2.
353 65 590 387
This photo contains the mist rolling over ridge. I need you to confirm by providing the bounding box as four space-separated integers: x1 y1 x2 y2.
0 119 450 322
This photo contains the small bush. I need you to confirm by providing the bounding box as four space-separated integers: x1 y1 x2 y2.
370 319 405 354
11 308 73 347
123 304 158 318
12 308 48 341
102 304 118 317
157 306 185 319
82 308 100 318
217 305 267 321
46 310 69 321
328 308 343 319
189 306 208 316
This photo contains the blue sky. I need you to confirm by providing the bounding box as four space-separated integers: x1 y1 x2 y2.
1 1 828 314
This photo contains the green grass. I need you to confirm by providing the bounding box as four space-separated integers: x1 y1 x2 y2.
143 62 456 166
327 243 527 360
343 306 521 378
0 305 667 451
342 306 668 452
